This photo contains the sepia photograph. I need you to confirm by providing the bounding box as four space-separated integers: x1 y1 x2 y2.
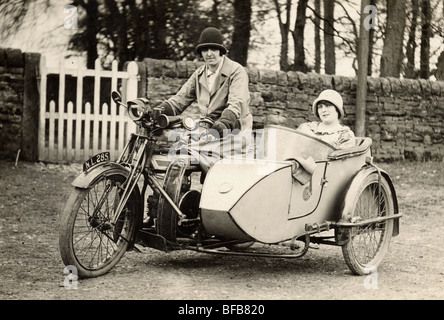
0 0 443 306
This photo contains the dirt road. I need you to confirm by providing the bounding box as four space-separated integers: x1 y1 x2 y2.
0 160 443 301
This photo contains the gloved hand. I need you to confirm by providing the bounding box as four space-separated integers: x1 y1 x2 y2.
152 101 175 121
210 109 238 137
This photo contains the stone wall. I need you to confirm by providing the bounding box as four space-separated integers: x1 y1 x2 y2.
0 48 25 160
142 58 444 161
0 48 40 161
0 51 442 162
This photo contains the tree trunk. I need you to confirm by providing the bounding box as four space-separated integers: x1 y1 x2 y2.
367 0 376 76
292 0 308 72
84 0 99 69
230 0 252 66
419 0 432 79
151 0 169 60
356 0 371 137
273 0 291 71
380 0 406 77
436 51 444 80
314 0 321 73
323 0 335 75
405 0 419 78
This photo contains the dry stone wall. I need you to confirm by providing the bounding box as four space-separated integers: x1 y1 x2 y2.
0 48 26 160
1 51 443 162
0 48 40 161
142 58 444 162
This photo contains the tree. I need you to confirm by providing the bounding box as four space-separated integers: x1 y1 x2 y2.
313 0 321 73
367 0 376 76
0 0 51 48
230 0 252 66
69 0 207 67
292 0 309 72
380 0 407 77
405 0 420 78
419 0 432 79
323 0 335 74
273 0 292 71
436 51 444 80
66 0 103 69
356 0 371 137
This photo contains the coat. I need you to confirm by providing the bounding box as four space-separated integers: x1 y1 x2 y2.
165 56 253 130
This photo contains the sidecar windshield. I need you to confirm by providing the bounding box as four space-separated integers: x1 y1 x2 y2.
256 125 335 162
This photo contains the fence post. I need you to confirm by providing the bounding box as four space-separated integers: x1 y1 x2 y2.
57 58 66 162
122 61 142 138
22 52 41 161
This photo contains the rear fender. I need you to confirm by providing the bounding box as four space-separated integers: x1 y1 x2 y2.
71 162 130 189
339 164 400 236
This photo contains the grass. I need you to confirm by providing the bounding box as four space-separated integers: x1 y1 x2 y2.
376 161 444 217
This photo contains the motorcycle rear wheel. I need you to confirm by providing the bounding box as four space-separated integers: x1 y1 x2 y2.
59 173 140 278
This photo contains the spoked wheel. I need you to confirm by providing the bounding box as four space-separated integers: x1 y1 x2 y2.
59 173 141 278
341 172 395 275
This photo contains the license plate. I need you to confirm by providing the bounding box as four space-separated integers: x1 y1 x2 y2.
83 151 110 172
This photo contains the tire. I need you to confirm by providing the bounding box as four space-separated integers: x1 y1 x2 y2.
59 173 141 278
157 161 187 242
341 172 395 275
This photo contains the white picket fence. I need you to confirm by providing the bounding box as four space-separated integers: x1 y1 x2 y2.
38 57 139 163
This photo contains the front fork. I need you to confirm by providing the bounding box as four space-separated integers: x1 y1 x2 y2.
111 135 149 225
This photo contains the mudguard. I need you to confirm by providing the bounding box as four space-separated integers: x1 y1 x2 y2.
339 164 400 237
71 162 131 189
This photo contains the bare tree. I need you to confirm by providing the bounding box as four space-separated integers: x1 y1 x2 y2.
356 0 371 137
314 0 321 73
273 0 292 71
380 0 407 77
323 0 335 74
230 0 252 66
0 0 51 46
292 0 308 72
419 0 432 79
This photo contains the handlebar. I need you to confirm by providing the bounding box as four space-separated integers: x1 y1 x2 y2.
157 114 182 129
157 114 214 131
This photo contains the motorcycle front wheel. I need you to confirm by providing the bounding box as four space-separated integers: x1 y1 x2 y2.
59 173 141 278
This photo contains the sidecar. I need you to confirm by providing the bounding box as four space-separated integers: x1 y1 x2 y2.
140 125 401 275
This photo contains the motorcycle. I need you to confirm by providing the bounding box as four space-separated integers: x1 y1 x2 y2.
59 91 402 278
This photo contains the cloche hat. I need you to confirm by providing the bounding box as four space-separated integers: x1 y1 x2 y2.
196 27 227 55
312 89 345 119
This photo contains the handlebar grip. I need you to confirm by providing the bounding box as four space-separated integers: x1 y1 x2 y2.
157 114 182 129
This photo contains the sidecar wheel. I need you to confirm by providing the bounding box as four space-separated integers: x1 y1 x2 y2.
341 172 395 275
59 173 141 278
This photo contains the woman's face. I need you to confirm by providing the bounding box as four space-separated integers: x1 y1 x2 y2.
201 47 222 68
317 101 339 125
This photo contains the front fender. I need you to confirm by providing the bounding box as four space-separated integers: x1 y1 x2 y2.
72 162 130 189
